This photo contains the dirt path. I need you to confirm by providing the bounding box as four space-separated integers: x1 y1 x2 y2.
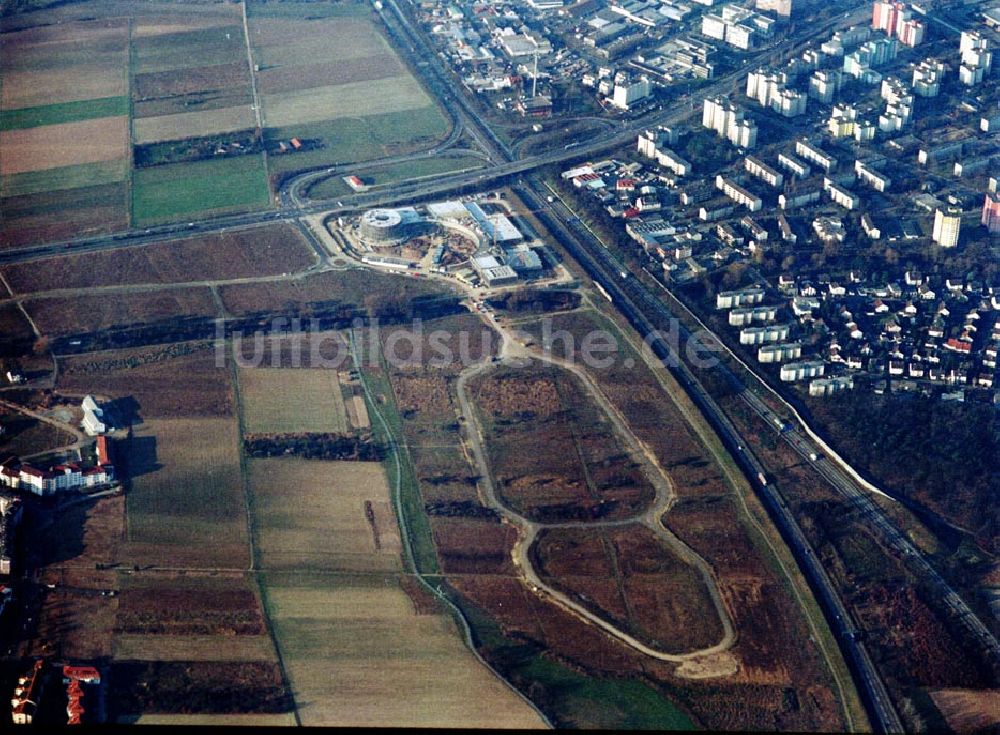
452 305 737 669
0 397 88 460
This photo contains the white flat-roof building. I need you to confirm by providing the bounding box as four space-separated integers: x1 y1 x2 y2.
716 287 765 309
715 175 762 211
740 323 792 345
81 395 109 436
780 359 826 381
744 156 784 188
758 342 802 363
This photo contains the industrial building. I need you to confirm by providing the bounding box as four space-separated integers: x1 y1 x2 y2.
611 74 652 110
471 254 519 286
359 207 423 245
701 4 775 50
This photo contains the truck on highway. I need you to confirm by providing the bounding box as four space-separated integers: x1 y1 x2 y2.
809 452 819 461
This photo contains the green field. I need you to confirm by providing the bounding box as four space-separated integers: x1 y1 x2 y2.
1 159 127 198
308 155 484 199
0 96 129 131
265 107 448 174
132 155 270 225
448 589 695 730
357 362 439 575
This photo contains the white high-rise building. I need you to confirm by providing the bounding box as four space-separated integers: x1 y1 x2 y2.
703 97 758 148
959 31 992 86
932 208 961 247
809 70 842 102
611 76 652 110
912 58 944 96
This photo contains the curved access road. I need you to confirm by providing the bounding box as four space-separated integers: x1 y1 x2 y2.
452 307 736 666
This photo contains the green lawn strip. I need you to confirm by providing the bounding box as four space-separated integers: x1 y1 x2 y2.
358 363 439 575
307 155 484 199
0 96 129 130
132 154 270 225
440 583 695 730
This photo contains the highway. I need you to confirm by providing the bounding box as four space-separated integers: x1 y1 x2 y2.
0 1 865 269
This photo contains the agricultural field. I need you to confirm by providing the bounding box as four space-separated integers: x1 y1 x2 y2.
531 525 724 654
219 267 449 317
248 459 401 573
124 714 298 726
0 181 128 249
0 116 128 176
2 223 316 294
121 417 248 568
109 660 292 719
57 342 234 420
115 574 267 638
260 573 545 728
23 287 217 337
469 362 655 523
0 15 131 246
133 105 254 145
132 155 270 226
248 11 449 175
232 329 352 370
21 493 126 660
239 369 349 435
